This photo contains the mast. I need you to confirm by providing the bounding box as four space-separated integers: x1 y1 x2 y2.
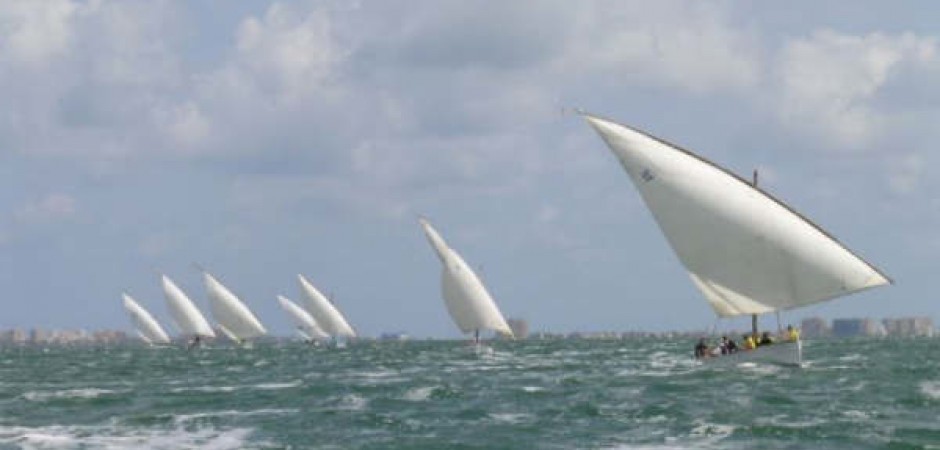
751 168 759 334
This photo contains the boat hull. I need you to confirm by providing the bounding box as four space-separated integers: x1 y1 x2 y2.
697 340 802 368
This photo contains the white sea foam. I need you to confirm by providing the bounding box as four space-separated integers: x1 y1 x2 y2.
22 388 126 402
170 385 237 394
403 386 436 401
920 380 940 400
489 412 532 424
0 424 258 449
172 408 299 425
521 386 546 393
337 393 369 411
253 380 302 390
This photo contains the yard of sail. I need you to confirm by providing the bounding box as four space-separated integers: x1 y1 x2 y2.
582 113 890 317
203 272 267 341
161 275 216 338
297 275 357 338
419 217 514 337
278 295 329 341
122 293 171 345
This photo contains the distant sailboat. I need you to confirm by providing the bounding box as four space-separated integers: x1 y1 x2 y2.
161 275 216 347
122 293 171 345
203 271 267 344
418 217 514 343
297 275 356 341
581 112 891 366
277 295 329 342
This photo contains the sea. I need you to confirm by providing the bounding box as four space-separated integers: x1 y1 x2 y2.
0 337 938 449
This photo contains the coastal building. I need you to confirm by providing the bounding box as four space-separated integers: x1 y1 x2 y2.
800 317 830 338
832 318 885 337
882 317 934 337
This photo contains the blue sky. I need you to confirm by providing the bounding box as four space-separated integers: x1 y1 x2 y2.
1 1 938 338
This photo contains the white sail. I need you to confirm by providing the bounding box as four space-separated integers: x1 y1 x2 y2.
583 113 891 317
161 275 216 338
203 272 267 340
419 218 514 337
122 293 171 345
277 295 329 341
297 275 356 338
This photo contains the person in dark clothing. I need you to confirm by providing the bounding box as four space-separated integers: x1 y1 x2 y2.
694 338 709 358
721 336 738 354
758 331 774 346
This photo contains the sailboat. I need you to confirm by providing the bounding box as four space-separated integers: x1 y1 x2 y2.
202 271 267 345
277 295 329 343
161 275 216 347
122 293 171 345
418 217 514 344
581 112 890 366
297 275 357 343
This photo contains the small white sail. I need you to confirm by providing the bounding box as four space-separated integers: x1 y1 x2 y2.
161 275 216 338
203 272 267 341
277 295 329 341
122 293 171 345
582 113 890 317
297 275 356 338
418 218 514 337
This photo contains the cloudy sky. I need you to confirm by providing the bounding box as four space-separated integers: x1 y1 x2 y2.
1 0 938 338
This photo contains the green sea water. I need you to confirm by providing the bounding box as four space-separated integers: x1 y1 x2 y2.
0 337 938 449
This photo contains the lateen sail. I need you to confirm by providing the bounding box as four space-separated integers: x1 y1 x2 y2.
583 113 891 317
203 272 267 340
277 295 329 340
297 275 356 338
122 293 171 344
161 275 216 338
419 218 514 337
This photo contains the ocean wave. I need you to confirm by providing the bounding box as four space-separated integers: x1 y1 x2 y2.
21 388 127 402
919 380 940 400
172 408 299 425
0 424 258 450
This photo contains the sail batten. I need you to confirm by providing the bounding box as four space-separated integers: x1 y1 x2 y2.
203 272 267 340
583 113 890 317
419 218 514 337
297 275 356 338
122 294 171 345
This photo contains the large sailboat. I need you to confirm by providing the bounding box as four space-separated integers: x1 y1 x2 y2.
582 112 891 366
203 271 267 345
161 275 216 347
277 295 329 342
297 275 357 341
419 217 514 343
122 293 171 345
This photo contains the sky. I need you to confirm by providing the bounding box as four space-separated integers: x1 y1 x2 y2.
1 1 939 338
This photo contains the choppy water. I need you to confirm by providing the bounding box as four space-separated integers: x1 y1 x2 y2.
0 338 938 449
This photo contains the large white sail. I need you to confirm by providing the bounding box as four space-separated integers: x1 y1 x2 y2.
203 272 267 340
297 275 356 338
277 295 329 341
161 275 216 338
122 293 171 345
583 113 891 317
419 218 514 337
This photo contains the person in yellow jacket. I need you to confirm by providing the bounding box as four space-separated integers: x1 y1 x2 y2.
787 325 800 342
742 333 757 350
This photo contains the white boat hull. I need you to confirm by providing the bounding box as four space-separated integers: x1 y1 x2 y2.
697 340 802 368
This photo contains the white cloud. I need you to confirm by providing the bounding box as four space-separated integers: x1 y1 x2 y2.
0 0 77 66
561 2 761 94
231 3 344 101
13 193 77 224
775 30 938 148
